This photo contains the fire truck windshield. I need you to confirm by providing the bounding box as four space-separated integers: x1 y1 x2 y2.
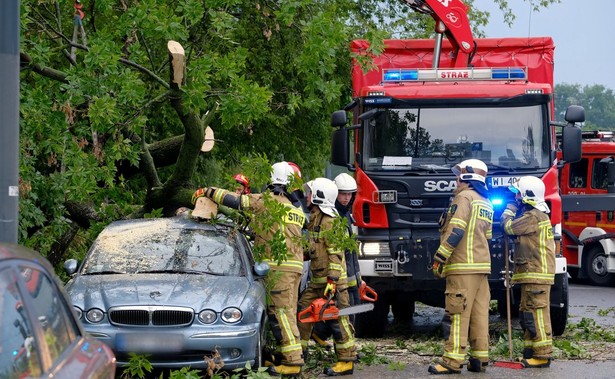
363 105 550 172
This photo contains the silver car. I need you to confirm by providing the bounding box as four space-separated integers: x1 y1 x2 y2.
64 217 269 370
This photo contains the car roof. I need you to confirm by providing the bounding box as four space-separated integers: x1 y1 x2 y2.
100 216 237 235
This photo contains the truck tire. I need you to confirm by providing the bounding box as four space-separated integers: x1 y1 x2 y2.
550 273 569 336
391 295 415 324
354 297 389 338
584 245 615 286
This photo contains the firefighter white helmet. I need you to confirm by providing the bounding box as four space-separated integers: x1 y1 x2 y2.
334 173 357 193
303 180 314 195
510 176 550 213
310 177 339 217
270 161 293 186
452 159 488 184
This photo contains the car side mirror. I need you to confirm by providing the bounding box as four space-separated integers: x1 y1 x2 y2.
64 259 78 276
253 262 270 277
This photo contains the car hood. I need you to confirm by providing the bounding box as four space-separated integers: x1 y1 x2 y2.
67 274 251 311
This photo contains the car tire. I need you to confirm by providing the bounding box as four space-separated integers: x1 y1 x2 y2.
584 245 615 286
254 319 266 369
551 273 569 337
354 296 388 338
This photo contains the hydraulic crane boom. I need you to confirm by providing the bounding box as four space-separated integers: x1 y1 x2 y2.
402 0 476 68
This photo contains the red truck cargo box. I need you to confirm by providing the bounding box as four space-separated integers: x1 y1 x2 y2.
351 37 554 97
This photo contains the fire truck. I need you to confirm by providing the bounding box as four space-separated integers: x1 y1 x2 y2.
330 0 584 337
560 130 615 286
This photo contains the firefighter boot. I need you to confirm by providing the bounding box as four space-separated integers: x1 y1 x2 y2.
522 358 551 368
267 364 302 377
467 358 488 373
428 362 462 375
323 361 354 376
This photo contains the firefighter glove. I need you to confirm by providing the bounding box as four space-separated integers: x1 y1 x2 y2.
432 261 444 279
324 276 337 297
191 187 213 204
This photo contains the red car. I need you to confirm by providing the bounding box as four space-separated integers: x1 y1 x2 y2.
0 243 116 378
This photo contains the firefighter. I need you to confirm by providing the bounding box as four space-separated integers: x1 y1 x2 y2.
311 173 361 348
192 161 305 377
501 176 555 368
428 159 493 375
233 173 250 195
298 177 356 376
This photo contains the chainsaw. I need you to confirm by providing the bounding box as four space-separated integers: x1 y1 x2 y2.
298 294 374 323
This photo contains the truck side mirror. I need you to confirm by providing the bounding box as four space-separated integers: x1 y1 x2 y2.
331 110 347 127
331 127 349 167
564 105 585 123
599 157 615 193
561 105 585 164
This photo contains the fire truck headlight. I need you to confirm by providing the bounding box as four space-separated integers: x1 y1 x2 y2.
360 242 391 256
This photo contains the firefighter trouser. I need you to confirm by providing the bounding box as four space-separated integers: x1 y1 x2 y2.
442 274 490 368
298 285 356 361
519 283 552 358
268 271 304 365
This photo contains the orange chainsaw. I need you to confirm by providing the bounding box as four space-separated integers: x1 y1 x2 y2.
298 295 375 323
358 281 378 302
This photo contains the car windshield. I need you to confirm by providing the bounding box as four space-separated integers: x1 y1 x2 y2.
363 105 549 171
81 223 243 276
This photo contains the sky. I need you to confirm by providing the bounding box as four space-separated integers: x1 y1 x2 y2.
473 0 615 90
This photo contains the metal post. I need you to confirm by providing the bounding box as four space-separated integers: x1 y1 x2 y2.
0 1 20 243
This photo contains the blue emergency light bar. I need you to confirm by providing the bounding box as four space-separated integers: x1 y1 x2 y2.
382 67 527 82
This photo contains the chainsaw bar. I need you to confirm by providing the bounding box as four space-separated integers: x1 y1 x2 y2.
337 303 374 316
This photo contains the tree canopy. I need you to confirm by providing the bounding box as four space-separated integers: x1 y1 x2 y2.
20 0 562 264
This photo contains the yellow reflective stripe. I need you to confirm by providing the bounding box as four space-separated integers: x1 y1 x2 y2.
466 202 478 263
443 262 491 273
512 273 554 281
301 339 309 348
263 259 304 270
338 316 355 349
452 313 461 354
502 209 515 217
277 308 301 353
503 219 514 235
212 189 229 204
347 278 358 287
335 339 355 350
280 343 302 353
437 244 453 259
329 263 343 271
240 195 250 208
533 308 552 348
539 220 552 274
471 350 489 358
449 218 467 229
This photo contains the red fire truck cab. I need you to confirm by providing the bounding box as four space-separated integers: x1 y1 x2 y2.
560 131 615 286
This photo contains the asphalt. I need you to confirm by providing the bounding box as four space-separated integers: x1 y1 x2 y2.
323 359 615 379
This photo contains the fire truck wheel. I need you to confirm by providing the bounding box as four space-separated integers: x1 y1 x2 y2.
550 273 569 337
354 296 389 338
584 245 615 286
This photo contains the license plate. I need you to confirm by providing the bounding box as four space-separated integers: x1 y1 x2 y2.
490 176 520 188
116 333 183 353
374 258 394 273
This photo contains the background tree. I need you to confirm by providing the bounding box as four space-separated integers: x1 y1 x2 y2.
18 0 555 264
554 83 615 130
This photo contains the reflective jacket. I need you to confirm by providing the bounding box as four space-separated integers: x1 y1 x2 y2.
435 184 493 276
501 204 555 285
306 208 348 289
208 188 306 274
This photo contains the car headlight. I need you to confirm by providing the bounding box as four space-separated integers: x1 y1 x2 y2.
198 309 217 324
221 307 242 323
73 306 83 320
85 308 104 323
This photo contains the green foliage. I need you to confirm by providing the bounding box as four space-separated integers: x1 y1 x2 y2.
387 361 407 371
144 208 164 218
120 353 153 379
598 307 615 317
168 367 202 379
358 343 391 365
